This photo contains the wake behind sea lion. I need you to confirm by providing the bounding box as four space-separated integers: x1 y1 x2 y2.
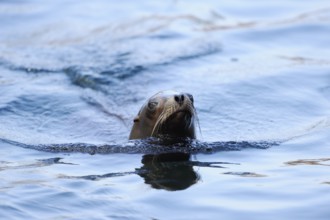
129 91 197 140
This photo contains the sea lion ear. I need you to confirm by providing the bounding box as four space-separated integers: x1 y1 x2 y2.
133 115 140 123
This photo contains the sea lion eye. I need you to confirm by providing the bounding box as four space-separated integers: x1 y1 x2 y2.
148 101 158 110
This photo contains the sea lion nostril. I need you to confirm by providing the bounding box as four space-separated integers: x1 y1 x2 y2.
174 95 179 102
174 94 184 104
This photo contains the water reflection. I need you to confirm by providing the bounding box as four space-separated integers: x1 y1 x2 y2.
59 152 231 191
136 152 199 191
60 153 199 190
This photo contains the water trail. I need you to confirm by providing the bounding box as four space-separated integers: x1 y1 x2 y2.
0 137 279 155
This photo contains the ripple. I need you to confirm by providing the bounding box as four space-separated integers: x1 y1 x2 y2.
285 158 330 166
0 157 74 172
1 0 330 219
0 138 279 155
223 172 267 178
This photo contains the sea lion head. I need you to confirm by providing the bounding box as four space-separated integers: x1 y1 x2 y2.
129 91 197 140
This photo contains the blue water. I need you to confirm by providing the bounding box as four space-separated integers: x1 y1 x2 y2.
1 0 330 219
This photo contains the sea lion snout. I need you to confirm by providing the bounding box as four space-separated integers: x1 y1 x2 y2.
174 93 193 106
174 94 185 105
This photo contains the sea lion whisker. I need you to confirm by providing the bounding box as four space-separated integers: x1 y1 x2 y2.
151 105 176 136
151 116 162 136
151 109 169 136
193 108 202 139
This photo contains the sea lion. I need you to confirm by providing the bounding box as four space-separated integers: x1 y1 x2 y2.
129 91 197 140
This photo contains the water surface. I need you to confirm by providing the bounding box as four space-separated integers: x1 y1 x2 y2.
1 0 330 219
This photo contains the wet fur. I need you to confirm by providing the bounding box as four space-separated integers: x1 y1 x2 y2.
129 91 198 140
